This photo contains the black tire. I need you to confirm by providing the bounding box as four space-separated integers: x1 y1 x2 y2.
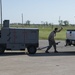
0 47 5 54
66 40 71 46
68 43 71 46
27 46 37 54
73 44 75 46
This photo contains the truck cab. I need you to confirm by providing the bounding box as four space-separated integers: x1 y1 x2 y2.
66 29 75 46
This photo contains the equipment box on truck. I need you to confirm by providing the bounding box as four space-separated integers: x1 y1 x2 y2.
0 20 39 54
66 29 75 46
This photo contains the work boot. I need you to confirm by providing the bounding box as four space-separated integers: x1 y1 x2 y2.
54 50 58 53
45 51 49 53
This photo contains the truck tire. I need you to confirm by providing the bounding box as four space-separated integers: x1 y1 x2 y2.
68 43 71 46
27 46 37 54
73 44 75 46
0 47 5 54
66 40 71 46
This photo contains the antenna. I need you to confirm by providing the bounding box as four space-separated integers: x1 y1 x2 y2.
0 0 2 28
22 13 23 25
59 16 61 25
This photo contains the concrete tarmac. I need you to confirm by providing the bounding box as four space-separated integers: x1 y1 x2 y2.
0 40 75 75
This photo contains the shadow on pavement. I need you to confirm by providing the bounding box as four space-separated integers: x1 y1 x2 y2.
28 51 75 57
0 51 75 57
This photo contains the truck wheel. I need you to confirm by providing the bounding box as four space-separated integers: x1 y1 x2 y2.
0 47 5 54
66 40 71 46
27 46 37 54
68 43 71 46
73 44 75 46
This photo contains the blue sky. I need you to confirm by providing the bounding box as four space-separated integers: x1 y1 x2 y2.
1 0 75 24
